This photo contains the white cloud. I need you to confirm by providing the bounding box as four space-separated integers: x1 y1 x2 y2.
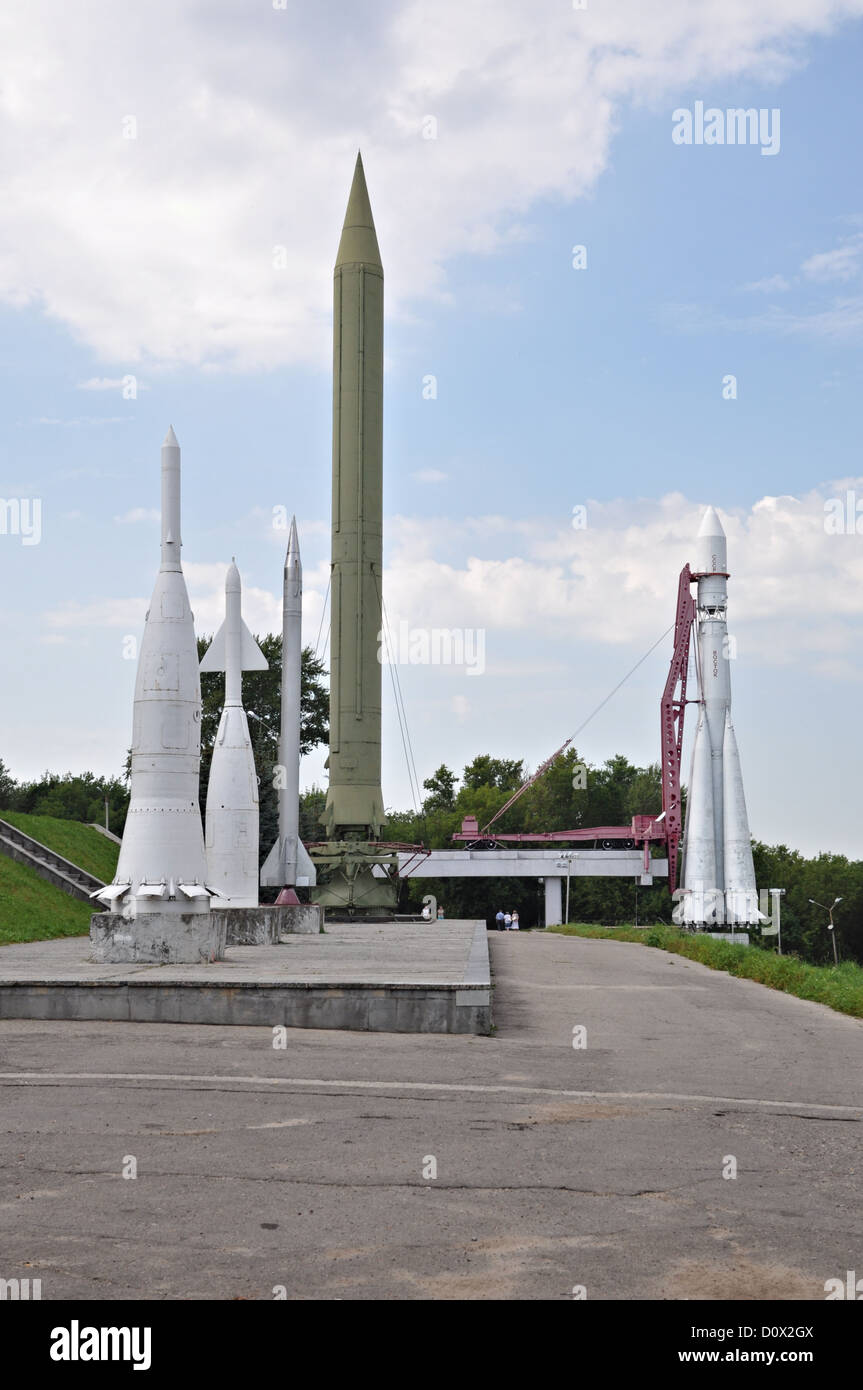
742 274 790 293
412 468 448 483
380 488 863 676
44 597 148 631
2 0 862 370
801 234 863 282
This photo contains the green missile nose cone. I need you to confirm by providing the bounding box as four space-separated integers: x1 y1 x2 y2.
335 151 382 270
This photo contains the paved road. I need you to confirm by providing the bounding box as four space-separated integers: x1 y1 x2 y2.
1 932 861 1300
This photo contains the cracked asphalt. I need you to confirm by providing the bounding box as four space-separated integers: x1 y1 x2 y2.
1 931 861 1300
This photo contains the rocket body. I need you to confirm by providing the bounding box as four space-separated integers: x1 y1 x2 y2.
200 562 268 906
260 518 316 890
105 429 210 917
681 507 759 926
320 153 387 842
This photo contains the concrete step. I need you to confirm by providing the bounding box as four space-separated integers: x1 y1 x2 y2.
0 818 105 904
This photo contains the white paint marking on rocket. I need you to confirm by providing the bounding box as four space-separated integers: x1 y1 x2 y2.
95 428 210 917
260 516 317 892
199 560 268 906
680 506 760 926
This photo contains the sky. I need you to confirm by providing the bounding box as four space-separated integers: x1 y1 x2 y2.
1 0 862 857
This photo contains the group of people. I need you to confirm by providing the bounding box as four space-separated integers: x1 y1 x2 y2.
494 910 520 931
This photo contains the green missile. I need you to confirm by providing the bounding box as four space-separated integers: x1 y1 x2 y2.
321 151 387 841
313 155 397 914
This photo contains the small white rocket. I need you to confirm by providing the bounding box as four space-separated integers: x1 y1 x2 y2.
260 516 316 895
200 561 268 906
95 428 210 917
680 507 759 926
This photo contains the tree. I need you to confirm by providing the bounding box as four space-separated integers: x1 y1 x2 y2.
461 755 524 793
422 765 458 811
0 758 17 808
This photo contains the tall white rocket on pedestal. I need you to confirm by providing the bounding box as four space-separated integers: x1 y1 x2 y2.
681 506 759 926
260 517 316 893
96 427 210 918
200 561 268 906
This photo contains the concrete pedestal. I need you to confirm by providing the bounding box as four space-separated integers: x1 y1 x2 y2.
8 920 490 1034
90 911 226 964
213 904 323 945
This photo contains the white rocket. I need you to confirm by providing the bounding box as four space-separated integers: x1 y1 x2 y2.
260 517 316 895
94 428 210 917
680 507 759 926
200 560 268 906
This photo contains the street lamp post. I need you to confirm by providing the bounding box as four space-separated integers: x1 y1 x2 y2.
769 888 785 955
809 897 842 966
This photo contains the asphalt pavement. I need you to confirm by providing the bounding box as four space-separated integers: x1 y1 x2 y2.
1 930 860 1300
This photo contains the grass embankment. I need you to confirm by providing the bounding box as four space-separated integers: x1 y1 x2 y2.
549 923 863 1021
0 855 92 945
0 811 119 882
0 813 118 946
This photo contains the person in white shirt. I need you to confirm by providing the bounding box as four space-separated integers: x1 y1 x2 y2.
504 912 512 929
510 911 520 930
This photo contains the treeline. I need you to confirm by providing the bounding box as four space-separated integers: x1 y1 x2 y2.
368 747 859 967
0 763 130 837
3 676 860 967
379 747 673 932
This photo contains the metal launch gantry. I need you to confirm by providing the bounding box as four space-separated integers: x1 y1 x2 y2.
448 561 706 901
659 563 697 896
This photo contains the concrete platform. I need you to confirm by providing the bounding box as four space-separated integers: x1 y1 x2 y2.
0 920 491 1035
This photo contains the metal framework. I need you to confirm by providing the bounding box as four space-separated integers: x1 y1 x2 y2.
449 564 700 897
659 564 697 893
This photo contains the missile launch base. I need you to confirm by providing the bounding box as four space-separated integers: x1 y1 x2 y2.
0 919 491 1035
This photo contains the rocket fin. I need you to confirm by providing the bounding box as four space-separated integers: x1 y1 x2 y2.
199 623 226 673
259 838 318 889
200 620 268 673
722 712 759 925
259 838 283 887
240 620 269 671
296 838 317 887
680 712 722 925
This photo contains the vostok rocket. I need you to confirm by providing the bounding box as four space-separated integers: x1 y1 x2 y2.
312 153 398 912
200 560 268 906
680 507 760 926
96 428 211 916
260 516 317 896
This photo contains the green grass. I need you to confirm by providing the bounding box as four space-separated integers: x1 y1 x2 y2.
549 923 863 1020
0 854 92 945
0 811 119 882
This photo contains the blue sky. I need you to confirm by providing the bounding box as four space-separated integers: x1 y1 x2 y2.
1 0 862 856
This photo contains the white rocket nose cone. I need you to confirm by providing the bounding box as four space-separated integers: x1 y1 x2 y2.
697 505 725 540
163 425 180 449
695 505 727 575
226 559 241 591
